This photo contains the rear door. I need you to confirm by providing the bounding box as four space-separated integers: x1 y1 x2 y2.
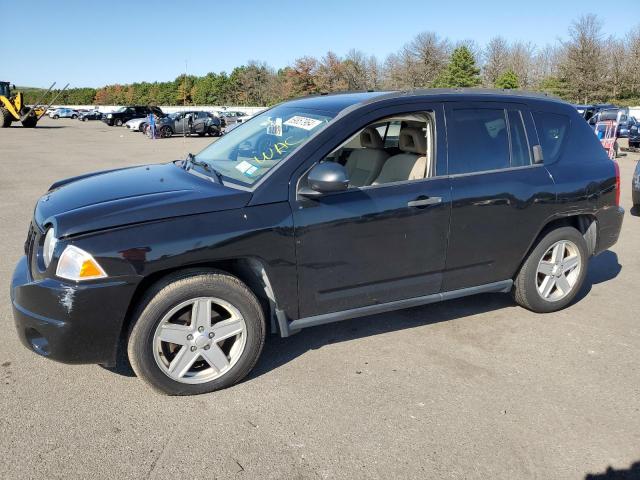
443 102 556 291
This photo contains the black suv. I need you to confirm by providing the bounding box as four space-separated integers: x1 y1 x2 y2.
11 90 624 395
103 105 163 126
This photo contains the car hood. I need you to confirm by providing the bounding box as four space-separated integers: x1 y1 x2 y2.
35 162 252 237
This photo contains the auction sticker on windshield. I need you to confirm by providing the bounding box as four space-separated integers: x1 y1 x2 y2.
283 115 323 131
235 160 258 176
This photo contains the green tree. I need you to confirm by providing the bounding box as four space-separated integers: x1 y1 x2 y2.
538 76 571 99
494 69 519 89
434 46 481 88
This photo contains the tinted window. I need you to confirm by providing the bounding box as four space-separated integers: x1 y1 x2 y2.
508 110 531 167
533 112 569 163
448 108 510 174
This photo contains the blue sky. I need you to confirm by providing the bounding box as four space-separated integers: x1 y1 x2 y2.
9 0 638 88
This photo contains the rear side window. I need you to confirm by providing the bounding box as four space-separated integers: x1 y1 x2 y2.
448 108 510 174
508 110 531 167
533 112 569 163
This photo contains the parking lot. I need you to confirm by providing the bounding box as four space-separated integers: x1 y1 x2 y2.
1 117 639 479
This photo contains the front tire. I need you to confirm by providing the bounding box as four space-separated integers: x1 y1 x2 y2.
128 270 266 395
115 118 123 126
53 114 59 119
513 227 588 313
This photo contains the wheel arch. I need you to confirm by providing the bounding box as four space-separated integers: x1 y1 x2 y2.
514 213 597 278
119 257 280 348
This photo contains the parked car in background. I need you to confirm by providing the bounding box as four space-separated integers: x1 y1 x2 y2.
78 110 102 121
151 111 223 138
588 108 634 138
220 110 249 124
579 103 617 122
11 90 623 395
103 105 163 126
49 108 79 119
617 116 637 138
125 117 149 132
629 122 640 148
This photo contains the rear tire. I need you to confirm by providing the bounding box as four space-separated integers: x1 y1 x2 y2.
513 227 588 313
127 269 266 395
0 107 12 127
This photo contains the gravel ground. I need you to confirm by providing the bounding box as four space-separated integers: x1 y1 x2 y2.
1 117 639 480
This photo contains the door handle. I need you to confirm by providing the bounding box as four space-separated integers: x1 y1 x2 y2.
407 196 442 208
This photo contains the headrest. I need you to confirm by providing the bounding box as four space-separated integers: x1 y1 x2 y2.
360 127 384 149
399 127 427 154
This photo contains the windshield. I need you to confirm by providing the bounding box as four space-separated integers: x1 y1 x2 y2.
115 107 127 113
194 105 335 186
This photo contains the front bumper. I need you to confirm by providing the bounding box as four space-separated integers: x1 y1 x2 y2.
11 256 137 366
595 206 624 254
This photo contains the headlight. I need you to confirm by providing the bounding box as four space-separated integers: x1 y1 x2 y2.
107 113 113 118
43 228 58 268
56 245 107 281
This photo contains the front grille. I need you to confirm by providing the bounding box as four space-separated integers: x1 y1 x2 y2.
24 223 36 256
24 222 40 278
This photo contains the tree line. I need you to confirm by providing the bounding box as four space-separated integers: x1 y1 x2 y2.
22 14 640 107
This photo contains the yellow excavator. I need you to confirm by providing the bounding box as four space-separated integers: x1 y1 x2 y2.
0 81 69 128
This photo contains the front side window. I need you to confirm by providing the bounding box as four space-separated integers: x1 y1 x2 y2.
194 106 335 186
448 108 510 175
318 111 436 188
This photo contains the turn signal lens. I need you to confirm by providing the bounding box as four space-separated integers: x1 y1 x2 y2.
56 245 107 281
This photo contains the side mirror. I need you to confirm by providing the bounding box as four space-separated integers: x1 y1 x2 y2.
300 162 350 197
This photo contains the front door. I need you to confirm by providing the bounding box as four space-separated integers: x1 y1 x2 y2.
291 105 451 318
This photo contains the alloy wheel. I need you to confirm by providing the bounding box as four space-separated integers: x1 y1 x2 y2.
152 297 247 384
536 240 582 302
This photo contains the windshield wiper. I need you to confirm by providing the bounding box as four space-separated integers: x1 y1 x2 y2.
184 153 224 184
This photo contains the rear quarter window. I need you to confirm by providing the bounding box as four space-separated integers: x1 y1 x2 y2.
532 112 570 163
